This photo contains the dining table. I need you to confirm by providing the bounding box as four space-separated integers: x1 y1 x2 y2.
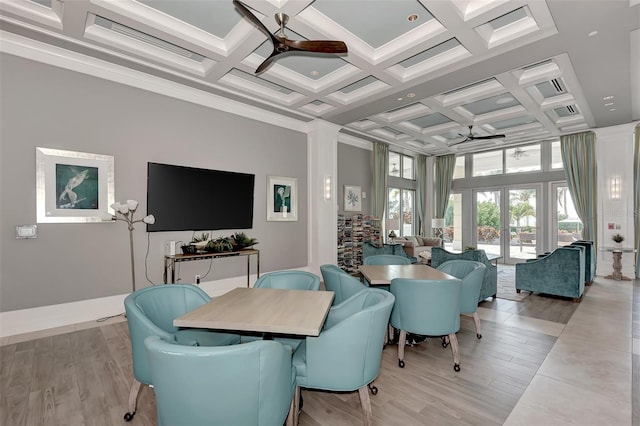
174 287 335 337
359 264 457 286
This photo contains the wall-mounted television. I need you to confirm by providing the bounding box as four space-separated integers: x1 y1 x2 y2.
146 162 255 232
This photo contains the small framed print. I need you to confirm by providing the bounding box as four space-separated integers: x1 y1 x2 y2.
344 185 361 212
267 175 298 221
36 147 115 223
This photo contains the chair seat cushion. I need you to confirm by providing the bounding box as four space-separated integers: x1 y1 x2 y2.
175 329 240 347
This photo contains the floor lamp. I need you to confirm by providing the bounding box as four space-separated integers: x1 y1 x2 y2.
102 200 155 293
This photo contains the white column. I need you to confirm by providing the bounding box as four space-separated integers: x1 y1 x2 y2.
307 120 341 276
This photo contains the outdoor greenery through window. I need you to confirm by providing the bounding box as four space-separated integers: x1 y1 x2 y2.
387 188 415 237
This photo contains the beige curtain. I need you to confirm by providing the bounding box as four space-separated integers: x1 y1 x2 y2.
415 154 428 235
434 154 456 219
372 142 389 225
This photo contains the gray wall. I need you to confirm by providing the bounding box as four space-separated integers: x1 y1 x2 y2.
0 54 308 311
337 142 373 217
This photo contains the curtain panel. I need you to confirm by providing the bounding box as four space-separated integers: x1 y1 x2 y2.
372 143 389 229
415 155 428 235
434 154 456 219
635 124 639 277
560 131 597 244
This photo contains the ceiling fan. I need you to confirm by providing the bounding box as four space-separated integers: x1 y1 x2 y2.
233 0 348 74
449 125 506 147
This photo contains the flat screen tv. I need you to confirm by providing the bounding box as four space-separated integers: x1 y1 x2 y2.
146 162 255 232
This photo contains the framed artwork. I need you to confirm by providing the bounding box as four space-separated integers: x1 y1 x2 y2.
36 147 115 223
344 185 362 212
267 175 298 221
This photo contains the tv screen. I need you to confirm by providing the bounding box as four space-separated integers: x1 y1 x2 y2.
146 162 255 232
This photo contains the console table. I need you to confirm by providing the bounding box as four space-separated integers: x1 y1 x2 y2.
164 249 260 286
599 247 636 281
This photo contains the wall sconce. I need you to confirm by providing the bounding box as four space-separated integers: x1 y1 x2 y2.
324 175 332 200
609 176 621 200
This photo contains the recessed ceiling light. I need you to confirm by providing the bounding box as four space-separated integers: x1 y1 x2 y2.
603 95 615 100
604 102 614 106
397 97 403 101
406 92 416 98
610 108 617 111
407 14 419 22
588 30 599 37
310 70 319 76
496 96 514 104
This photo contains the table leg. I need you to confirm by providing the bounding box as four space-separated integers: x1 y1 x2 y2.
604 251 632 281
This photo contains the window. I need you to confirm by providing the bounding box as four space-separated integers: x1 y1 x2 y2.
389 152 414 180
550 140 563 169
387 188 415 237
472 150 503 176
453 155 465 179
505 144 541 173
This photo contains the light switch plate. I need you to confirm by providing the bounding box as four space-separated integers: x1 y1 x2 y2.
16 224 37 239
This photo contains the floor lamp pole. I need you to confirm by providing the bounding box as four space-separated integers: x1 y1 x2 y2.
128 226 136 292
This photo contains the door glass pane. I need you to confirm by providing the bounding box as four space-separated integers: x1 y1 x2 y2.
509 188 537 261
387 188 400 240
556 185 583 246
476 190 501 256
505 144 541 173
472 151 503 176
402 190 414 236
445 193 462 251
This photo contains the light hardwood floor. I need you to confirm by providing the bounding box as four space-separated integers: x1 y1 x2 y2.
1 275 637 425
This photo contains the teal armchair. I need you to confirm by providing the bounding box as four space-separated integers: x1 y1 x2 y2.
320 264 366 305
363 241 417 263
515 246 585 302
570 240 595 284
254 270 321 290
436 260 486 338
123 284 240 421
431 247 497 301
390 277 463 371
292 288 394 426
362 254 411 291
145 336 296 426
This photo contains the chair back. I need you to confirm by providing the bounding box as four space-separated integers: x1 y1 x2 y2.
320 264 365 305
390 278 462 336
253 270 321 290
145 337 295 426
124 284 212 385
363 254 411 265
436 260 486 313
294 288 394 391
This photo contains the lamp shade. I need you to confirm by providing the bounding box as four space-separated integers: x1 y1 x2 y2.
431 218 445 228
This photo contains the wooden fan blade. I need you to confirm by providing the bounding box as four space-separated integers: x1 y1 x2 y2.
284 39 348 54
233 0 279 45
448 138 470 147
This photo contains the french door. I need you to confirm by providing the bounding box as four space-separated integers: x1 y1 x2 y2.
473 185 541 264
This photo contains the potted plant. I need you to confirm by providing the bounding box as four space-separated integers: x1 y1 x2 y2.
611 233 624 248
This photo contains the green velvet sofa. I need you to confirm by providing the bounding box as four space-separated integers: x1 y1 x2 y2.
515 245 585 302
430 247 497 301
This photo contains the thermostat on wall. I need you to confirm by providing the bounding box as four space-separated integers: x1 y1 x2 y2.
16 224 37 239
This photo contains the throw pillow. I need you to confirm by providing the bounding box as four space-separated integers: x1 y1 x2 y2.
406 236 419 246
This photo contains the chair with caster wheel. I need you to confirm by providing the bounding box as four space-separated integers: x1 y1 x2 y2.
390 277 462 372
435 260 486 339
145 336 296 426
291 288 394 426
123 284 241 422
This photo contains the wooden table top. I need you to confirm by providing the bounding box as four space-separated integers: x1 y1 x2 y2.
359 264 457 285
174 287 334 336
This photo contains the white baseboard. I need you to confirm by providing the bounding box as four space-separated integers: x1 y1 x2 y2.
0 268 311 338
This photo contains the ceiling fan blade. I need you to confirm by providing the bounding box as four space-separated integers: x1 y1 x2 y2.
233 0 279 46
448 138 471 147
284 39 348 54
255 51 279 74
470 134 506 140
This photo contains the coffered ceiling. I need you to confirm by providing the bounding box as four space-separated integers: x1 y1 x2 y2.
1 0 638 155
